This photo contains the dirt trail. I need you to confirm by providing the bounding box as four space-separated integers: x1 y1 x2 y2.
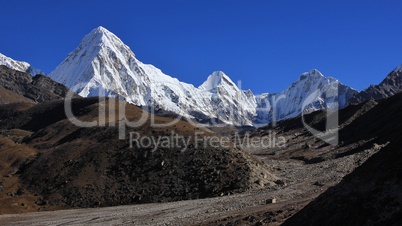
0 146 379 225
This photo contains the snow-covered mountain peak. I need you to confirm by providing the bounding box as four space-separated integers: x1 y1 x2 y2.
49 26 358 126
50 26 138 90
299 69 324 81
49 27 258 125
77 26 133 58
85 26 126 47
0 52 45 76
199 71 237 91
253 69 358 124
85 26 117 40
93 26 110 34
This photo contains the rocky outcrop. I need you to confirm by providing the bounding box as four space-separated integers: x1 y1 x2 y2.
350 68 402 103
0 66 70 104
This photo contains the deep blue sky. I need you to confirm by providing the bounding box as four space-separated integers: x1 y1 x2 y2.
0 0 401 93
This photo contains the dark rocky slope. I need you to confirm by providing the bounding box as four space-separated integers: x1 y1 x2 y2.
0 97 278 212
0 65 70 104
283 92 402 225
351 68 402 103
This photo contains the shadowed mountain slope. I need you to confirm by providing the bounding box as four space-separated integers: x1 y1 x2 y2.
0 97 279 213
283 92 402 225
0 66 70 104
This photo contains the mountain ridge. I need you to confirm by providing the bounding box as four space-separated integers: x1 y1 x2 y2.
48 26 358 126
49 26 258 125
350 66 402 103
0 65 70 104
2 26 400 126
0 53 45 76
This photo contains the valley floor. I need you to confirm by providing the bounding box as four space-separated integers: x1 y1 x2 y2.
0 145 380 226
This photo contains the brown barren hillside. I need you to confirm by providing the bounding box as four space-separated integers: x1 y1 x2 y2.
0 97 279 214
